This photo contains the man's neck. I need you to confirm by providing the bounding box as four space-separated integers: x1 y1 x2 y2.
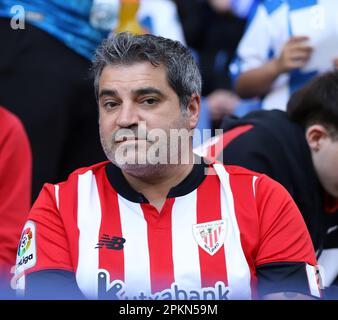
122 161 195 212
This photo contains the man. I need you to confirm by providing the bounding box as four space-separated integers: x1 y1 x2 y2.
197 72 338 298
0 106 31 298
15 33 321 300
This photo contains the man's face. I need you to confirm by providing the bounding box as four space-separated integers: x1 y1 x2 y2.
313 137 338 198
98 62 197 176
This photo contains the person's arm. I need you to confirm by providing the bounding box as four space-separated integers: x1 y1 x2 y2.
25 270 84 300
235 36 313 98
0 108 32 286
14 184 83 299
254 175 322 299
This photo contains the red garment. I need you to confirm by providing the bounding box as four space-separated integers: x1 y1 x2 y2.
324 193 338 214
17 161 319 299
0 106 32 281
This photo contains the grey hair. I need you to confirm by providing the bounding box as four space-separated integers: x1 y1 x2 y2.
92 32 202 109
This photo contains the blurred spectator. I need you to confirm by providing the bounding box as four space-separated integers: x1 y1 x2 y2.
138 0 185 43
174 0 254 129
94 0 185 43
231 0 338 110
195 72 338 298
0 0 184 201
0 106 31 298
0 1 108 201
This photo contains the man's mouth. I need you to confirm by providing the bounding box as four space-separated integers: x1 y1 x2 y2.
115 136 143 143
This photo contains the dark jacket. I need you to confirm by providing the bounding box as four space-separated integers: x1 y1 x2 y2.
219 110 338 254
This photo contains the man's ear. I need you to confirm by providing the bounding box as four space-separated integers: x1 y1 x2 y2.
186 93 201 129
305 124 329 152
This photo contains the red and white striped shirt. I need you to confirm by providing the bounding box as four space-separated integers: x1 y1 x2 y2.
16 160 321 299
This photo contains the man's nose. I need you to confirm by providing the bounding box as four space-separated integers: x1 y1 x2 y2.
116 102 139 128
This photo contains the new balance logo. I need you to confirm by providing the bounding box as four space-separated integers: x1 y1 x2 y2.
95 234 126 250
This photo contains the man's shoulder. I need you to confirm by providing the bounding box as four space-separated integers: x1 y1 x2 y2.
35 161 110 206
57 161 110 186
214 162 263 178
70 161 109 175
214 162 281 192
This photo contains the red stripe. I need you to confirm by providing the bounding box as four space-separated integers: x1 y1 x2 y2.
96 168 124 282
27 182 78 275
203 235 208 244
206 125 254 163
197 168 228 287
141 199 175 293
213 228 217 244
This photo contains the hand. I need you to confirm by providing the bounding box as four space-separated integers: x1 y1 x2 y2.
275 36 313 73
206 89 239 121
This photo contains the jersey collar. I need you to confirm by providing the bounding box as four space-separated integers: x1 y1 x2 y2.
105 157 208 203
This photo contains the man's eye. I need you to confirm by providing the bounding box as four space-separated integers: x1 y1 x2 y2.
103 101 118 109
142 98 158 105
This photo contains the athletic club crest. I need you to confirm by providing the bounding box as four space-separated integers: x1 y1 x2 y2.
193 220 226 256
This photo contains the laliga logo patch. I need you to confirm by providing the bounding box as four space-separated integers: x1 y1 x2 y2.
193 220 226 256
16 221 37 274
18 228 33 257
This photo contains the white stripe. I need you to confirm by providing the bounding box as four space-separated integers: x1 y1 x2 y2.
172 190 201 290
118 195 152 296
252 176 258 198
213 164 252 299
207 233 211 247
76 171 102 299
306 264 321 298
54 185 60 210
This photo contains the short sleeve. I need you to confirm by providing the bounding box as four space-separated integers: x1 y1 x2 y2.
254 175 322 297
15 183 73 278
255 174 316 266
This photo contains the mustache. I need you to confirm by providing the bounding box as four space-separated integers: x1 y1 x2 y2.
112 127 152 142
